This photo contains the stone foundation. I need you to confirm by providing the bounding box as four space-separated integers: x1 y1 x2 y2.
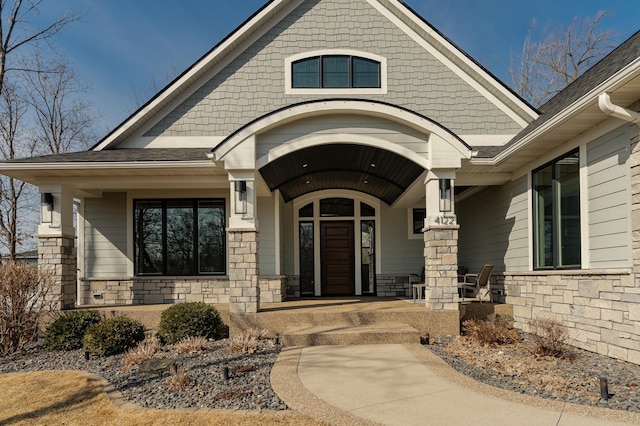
376 275 411 297
80 274 285 306
499 269 640 365
259 276 287 302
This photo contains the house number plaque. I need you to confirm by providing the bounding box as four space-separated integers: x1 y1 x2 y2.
434 215 457 225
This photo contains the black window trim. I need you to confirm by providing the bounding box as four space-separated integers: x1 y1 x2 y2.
133 198 226 276
532 149 581 270
291 54 381 89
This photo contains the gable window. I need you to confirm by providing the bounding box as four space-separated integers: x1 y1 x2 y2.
134 199 225 275
533 150 581 269
292 55 381 89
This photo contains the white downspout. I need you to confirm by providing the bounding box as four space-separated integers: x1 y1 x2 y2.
598 92 640 123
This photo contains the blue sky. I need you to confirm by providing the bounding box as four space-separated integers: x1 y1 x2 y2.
38 0 640 134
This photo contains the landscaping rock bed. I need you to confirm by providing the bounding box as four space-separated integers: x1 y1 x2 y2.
429 335 640 413
0 339 287 411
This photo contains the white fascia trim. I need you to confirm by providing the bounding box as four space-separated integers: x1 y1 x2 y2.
491 57 640 166
0 161 214 172
369 0 537 126
93 0 300 151
214 99 471 161
284 49 388 95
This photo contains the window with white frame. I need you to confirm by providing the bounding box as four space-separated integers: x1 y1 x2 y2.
291 55 381 89
532 150 581 269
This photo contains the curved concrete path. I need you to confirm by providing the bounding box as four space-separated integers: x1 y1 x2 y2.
271 343 640 426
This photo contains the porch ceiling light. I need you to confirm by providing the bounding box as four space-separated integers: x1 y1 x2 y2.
439 178 452 213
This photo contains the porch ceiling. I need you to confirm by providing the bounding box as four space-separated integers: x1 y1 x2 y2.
259 143 424 204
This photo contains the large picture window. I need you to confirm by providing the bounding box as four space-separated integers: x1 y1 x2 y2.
134 199 225 275
292 55 381 89
533 151 581 269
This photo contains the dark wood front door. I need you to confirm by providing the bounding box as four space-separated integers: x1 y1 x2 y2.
320 221 355 296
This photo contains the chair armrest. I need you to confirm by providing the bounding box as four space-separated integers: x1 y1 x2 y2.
463 273 478 284
409 274 421 283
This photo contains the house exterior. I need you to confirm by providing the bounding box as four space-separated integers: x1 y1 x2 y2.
0 0 639 364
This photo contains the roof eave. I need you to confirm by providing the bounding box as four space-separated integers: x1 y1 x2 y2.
478 56 640 167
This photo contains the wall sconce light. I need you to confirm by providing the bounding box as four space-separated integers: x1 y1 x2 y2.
439 179 452 212
42 192 54 210
234 180 247 214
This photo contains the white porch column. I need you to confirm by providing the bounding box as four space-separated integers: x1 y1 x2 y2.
423 170 459 311
227 171 260 314
37 184 76 310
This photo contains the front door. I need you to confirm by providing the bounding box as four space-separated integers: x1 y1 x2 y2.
320 221 355 296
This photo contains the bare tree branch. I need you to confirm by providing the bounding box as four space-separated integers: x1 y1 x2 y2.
510 11 617 107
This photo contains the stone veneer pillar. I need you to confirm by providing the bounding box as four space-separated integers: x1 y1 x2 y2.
228 229 260 314
423 224 460 311
38 235 76 310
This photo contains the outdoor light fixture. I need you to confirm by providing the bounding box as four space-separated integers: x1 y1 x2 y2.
438 178 452 212
234 180 247 214
42 192 53 210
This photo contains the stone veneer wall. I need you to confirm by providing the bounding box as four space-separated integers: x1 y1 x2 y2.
423 226 459 311
80 275 285 306
259 276 287 302
499 270 640 364
39 236 76 309
376 275 411 297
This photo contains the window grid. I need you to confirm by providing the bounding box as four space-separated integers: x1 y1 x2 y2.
292 55 381 89
134 199 226 276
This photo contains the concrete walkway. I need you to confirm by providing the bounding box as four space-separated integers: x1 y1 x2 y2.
271 343 640 426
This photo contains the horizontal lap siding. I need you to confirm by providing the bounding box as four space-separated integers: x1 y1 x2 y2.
258 197 276 275
84 192 128 277
379 204 423 274
587 124 631 268
458 176 529 273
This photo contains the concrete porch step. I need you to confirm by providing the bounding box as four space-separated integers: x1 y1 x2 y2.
282 323 420 347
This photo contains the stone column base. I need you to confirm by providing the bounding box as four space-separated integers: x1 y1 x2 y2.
423 225 459 311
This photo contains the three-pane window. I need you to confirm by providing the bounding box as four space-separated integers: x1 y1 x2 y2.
292 55 381 89
134 199 226 275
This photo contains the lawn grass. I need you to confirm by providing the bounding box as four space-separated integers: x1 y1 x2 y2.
0 371 326 425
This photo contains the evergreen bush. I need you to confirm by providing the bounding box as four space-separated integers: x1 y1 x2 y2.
44 310 102 351
83 316 145 357
158 302 224 344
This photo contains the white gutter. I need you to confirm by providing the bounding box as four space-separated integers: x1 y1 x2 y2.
598 92 640 123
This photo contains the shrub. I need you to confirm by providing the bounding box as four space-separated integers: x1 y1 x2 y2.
83 316 145 357
528 317 569 357
44 310 102 351
0 262 55 356
121 337 161 370
157 302 224 344
463 316 518 346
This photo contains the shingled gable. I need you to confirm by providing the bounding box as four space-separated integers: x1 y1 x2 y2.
474 29 640 161
89 0 536 153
